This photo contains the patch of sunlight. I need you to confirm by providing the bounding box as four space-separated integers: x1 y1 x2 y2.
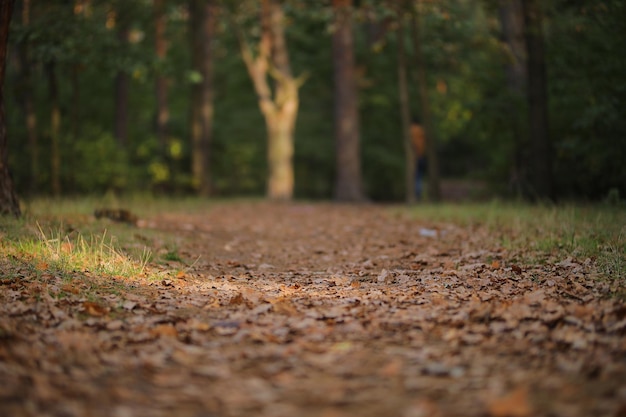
14 224 152 279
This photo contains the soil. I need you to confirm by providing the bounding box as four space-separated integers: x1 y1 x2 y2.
1 202 625 417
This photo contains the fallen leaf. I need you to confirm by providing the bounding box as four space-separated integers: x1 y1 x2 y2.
35 262 49 271
378 269 392 283
229 292 245 306
272 297 298 316
82 301 109 317
487 386 532 417
61 242 73 254
151 323 178 338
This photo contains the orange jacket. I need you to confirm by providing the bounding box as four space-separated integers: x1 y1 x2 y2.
410 123 426 158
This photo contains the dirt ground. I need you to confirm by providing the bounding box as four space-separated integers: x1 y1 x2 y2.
1 202 625 417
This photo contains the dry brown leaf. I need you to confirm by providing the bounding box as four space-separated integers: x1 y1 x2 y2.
272 297 299 316
61 242 73 254
35 261 49 271
61 284 80 295
151 323 178 338
379 358 403 378
82 301 109 317
229 292 245 306
487 386 532 417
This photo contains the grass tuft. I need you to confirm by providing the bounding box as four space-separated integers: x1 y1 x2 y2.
6 222 151 279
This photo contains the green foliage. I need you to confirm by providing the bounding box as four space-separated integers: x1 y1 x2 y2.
547 1 626 199
5 0 625 201
72 130 130 192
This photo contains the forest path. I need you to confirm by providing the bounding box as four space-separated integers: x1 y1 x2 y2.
2 202 625 417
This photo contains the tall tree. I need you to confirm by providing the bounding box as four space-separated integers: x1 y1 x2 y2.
522 0 553 200
46 60 62 197
332 0 364 202
395 2 415 204
499 0 528 196
189 0 216 196
0 0 20 216
410 1 440 202
15 0 38 194
154 0 169 154
235 0 304 200
113 6 130 147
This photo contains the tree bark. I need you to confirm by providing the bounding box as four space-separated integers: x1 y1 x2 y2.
396 4 415 205
235 0 302 200
16 0 38 194
154 0 169 154
522 0 553 200
499 0 528 197
190 0 216 196
114 13 130 147
0 0 20 216
410 2 441 202
46 61 62 197
500 0 526 95
332 0 364 202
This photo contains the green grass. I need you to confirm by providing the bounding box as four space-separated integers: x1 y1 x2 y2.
3 197 624 297
2 222 151 279
408 201 625 284
21 194 260 217
0 195 222 293
0 198 159 291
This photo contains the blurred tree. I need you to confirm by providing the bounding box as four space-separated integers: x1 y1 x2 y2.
332 0 364 202
498 0 528 196
154 0 169 154
0 0 20 216
2 0 622 201
14 0 38 193
547 0 626 199
189 0 216 196
234 0 305 200
522 0 553 200
46 59 61 197
395 1 415 204
113 4 131 147
410 0 440 202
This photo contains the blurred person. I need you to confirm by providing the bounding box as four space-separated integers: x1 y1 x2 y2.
411 118 427 200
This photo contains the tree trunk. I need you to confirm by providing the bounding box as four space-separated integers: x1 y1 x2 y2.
266 115 295 200
396 5 415 205
154 0 169 154
16 0 38 194
522 0 553 200
499 0 528 197
190 0 216 196
0 0 20 216
332 0 364 202
114 15 130 147
47 61 62 197
235 0 302 200
500 0 526 95
410 3 440 202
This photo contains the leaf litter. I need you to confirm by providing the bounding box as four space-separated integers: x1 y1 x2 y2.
1 202 625 417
